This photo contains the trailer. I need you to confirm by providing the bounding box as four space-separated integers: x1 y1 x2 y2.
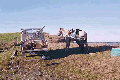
20 26 48 56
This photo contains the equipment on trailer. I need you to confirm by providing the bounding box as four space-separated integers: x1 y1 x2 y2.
20 26 48 57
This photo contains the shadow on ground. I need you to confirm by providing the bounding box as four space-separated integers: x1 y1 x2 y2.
26 45 113 60
40 45 113 60
88 46 112 53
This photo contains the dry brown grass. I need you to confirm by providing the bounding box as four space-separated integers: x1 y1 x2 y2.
1 42 120 80
0 33 120 80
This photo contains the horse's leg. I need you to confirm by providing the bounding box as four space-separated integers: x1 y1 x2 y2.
65 43 68 51
65 38 68 51
79 44 82 53
66 43 69 51
78 38 84 53
86 42 88 54
75 39 81 52
68 37 71 49
80 43 84 53
84 40 88 54
65 37 70 51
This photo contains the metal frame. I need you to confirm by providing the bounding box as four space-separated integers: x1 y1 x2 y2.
20 26 48 55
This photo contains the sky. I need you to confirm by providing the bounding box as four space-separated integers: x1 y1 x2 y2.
0 0 120 42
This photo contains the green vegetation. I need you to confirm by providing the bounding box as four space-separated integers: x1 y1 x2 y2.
0 33 120 79
0 32 21 43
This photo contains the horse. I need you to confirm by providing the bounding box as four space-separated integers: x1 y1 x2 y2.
74 29 88 53
58 28 73 51
58 28 88 53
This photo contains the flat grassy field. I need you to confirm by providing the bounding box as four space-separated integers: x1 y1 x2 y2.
0 33 120 80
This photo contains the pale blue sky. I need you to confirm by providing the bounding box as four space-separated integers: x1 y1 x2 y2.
0 0 120 42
